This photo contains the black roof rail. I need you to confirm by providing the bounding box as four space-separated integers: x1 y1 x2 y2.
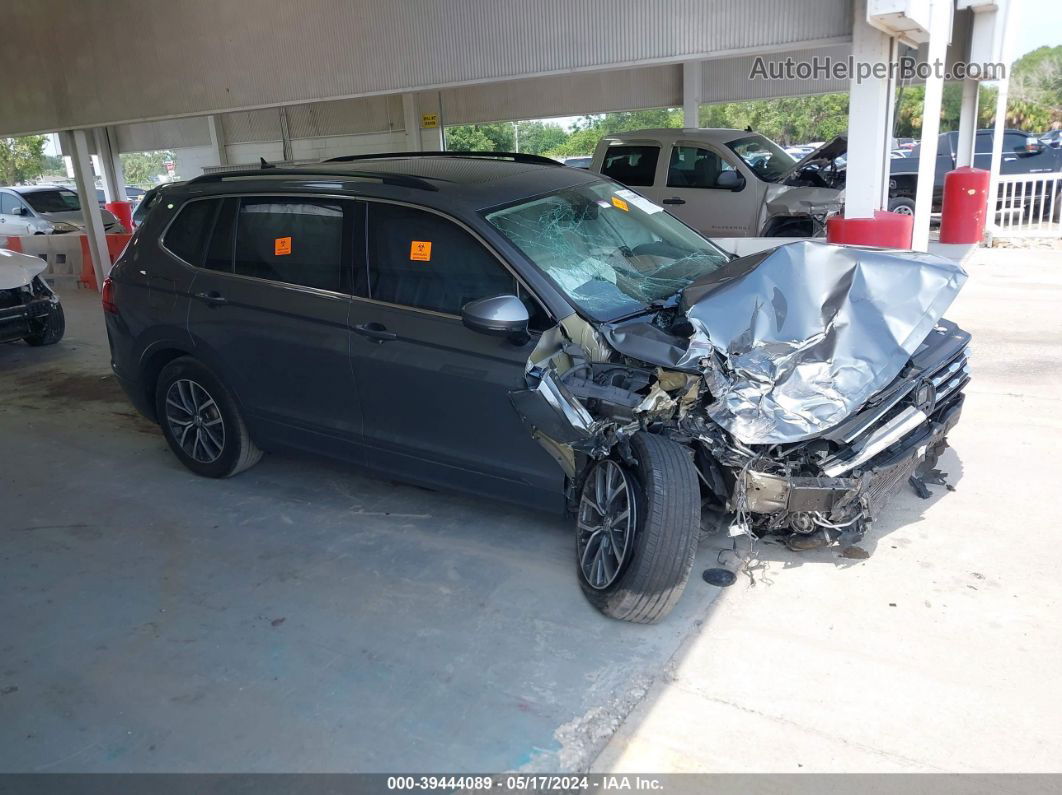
187 167 437 192
324 150 563 167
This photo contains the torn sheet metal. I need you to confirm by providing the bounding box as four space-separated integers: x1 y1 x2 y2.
677 241 967 445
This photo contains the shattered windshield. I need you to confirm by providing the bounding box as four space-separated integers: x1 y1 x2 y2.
725 135 795 183
485 183 729 319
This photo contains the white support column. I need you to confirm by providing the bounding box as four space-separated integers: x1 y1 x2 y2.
207 115 229 166
682 61 701 128
402 93 420 151
61 129 110 291
419 92 444 151
955 78 980 168
911 0 953 251
844 0 897 218
278 107 293 162
987 0 1018 233
93 126 127 202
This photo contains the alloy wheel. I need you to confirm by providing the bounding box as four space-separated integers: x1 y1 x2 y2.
577 459 637 590
165 379 226 464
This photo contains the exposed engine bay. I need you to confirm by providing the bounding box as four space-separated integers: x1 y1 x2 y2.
510 240 969 555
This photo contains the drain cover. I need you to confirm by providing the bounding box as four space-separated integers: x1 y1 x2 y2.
702 568 737 587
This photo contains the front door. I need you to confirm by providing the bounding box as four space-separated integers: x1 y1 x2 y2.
654 143 762 236
347 200 564 509
177 195 363 458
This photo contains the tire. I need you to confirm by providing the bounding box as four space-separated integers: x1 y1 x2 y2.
576 432 700 624
155 356 262 478
23 301 65 346
888 196 916 216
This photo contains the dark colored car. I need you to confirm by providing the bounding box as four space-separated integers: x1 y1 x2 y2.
889 128 1062 216
103 153 969 623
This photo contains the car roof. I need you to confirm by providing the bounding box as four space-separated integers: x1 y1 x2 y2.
173 155 601 211
602 128 753 145
6 184 76 194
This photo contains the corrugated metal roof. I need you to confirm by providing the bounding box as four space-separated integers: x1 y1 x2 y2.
0 0 853 135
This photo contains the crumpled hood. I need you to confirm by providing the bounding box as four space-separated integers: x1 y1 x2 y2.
676 241 967 445
0 248 47 289
763 183 844 215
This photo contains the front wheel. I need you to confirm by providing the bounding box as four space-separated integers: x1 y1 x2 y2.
887 196 916 216
576 432 700 624
155 357 262 478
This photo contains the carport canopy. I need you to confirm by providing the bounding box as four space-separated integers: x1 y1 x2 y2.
0 0 1016 283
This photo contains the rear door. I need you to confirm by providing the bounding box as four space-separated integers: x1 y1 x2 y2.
180 195 363 458
346 200 563 509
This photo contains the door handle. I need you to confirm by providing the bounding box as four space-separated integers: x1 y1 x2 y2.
354 322 398 343
194 291 228 306
662 198 685 205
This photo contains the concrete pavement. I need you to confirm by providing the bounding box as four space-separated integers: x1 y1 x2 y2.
593 248 1062 773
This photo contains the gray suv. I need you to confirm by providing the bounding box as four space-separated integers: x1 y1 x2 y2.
104 153 969 623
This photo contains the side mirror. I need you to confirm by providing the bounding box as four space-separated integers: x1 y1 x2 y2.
717 171 745 191
8 206 25 216
461 294 529 336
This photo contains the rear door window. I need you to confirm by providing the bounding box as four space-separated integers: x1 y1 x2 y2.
233 198 351 293
601 145 660 186
163 199 220 264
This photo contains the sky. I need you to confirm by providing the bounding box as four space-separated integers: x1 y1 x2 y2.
1012 0 1062 59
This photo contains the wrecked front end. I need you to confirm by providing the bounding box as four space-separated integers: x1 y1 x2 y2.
510 240 969 553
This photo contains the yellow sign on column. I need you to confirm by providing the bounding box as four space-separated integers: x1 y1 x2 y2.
421 113 439 129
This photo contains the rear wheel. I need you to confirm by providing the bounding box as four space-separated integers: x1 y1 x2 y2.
155 357 262 478
23 302 65 346
576 432 700 624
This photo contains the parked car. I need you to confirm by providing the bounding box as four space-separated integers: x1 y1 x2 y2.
562 156 592 169
88 185 146 206
888 128 1062 217
589 129 844 237
0 248 65 346
103 153 969 623
0 185 126 235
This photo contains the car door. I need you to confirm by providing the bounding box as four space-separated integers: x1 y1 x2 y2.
0 191 32 235
346 200 564 510
656 143 761 236
178 194 363 459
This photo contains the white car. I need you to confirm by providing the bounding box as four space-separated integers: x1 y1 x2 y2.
0 248 64 346
0 185 125 236
590 128 843 237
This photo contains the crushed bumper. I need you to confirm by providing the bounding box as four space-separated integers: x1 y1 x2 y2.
0 295 53 343
740 396 964 521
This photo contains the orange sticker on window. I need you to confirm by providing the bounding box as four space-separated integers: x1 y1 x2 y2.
410 240 432 261
611 196 629 212
274 236 292 256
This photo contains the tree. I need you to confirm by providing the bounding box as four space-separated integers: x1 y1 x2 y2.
514 121 568 154
0 135 47 185
120 151 174 187
1010 46 1062 115
545 108 684 156
444 123 515 152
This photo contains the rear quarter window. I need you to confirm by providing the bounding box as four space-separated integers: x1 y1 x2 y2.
162 199 220 264
601 145 660 187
